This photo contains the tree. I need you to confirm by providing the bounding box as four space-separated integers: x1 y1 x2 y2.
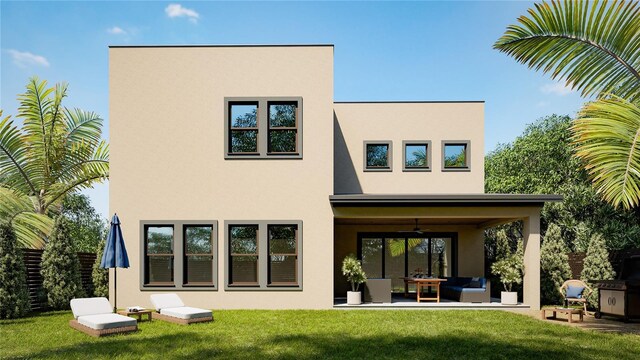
581 233 615 308
485 115 640 251
61 193 105 252
0 223 31 318
92 238 108 298
491 240 524 292
41 216 85 309
0 78 109 248
540 223 572 305
495 0 640 209
342 254 366 292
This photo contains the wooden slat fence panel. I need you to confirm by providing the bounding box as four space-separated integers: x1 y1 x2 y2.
21 249 96 311
567 249 640 278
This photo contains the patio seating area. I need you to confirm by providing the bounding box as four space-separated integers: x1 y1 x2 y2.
333 294 530 310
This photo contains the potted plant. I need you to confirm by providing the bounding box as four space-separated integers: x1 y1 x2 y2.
491 243 524 305
342 254 367 305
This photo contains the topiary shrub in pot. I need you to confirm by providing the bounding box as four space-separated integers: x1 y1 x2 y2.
491 241 524 305
342 254 366 305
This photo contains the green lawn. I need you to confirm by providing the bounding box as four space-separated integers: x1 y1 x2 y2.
1 310 639 359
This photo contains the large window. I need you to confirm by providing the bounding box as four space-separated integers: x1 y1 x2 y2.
403 141 431 172
184 225 215 286
229 225 259 286
225 221 302 290
225 97 302 159
141 221 218 290
442 141 470 171
364 141 392 171
144 225 174 286
357 232 457 293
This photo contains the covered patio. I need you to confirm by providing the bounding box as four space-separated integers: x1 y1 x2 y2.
331 194 562 310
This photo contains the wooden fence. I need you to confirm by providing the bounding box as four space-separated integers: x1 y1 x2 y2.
568 249 640 278
22 249 96 311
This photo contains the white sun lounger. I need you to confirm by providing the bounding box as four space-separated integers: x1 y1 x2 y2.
69 297 137 337
150 293 213 325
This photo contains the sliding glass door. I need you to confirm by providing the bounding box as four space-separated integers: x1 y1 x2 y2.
358 233 457 293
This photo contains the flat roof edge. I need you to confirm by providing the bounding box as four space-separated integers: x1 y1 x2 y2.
329 194 562 207
109 44 335 48
334 101 485 104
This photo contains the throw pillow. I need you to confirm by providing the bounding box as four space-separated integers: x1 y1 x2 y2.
566 285 585 298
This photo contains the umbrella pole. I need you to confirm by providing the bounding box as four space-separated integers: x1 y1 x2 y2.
114 268 117 313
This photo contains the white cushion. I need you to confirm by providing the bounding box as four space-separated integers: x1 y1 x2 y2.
150 293 185 311
160 306 212 320
78 313 137 330
70 297 113 319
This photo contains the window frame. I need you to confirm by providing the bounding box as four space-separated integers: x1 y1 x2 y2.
140 220 218 291
267 224 299 287
267 101 300 155
227 101 260 155
183 224 216 287
402 140 432 172
224 97 303 159
224 220 303 291
228 224 260 287
441 140 471 172
363 140 393 172
143 224 175 287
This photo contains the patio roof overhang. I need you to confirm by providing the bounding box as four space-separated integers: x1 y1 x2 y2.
329 194 562 207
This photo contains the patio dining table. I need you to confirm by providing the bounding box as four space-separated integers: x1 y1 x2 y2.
402 277 447 303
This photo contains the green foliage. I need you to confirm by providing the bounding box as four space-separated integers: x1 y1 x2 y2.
61 193 106 252
540 224 572 305
0 78 109 248
41 216 85 309
0 223 31 318
573 222 591 253
581 233 615 308
485 114 640 250
494 229 512 261
495 0 640 209
341 254 366 292
491 240 524 292
92 237 109 298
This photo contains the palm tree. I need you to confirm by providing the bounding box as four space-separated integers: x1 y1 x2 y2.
494 0 640 209
0 77 109 248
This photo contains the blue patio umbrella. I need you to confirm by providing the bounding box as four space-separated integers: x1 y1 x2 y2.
100 214 130 312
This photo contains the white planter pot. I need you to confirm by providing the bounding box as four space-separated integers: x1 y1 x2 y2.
501 291 518 305
347 291 362 305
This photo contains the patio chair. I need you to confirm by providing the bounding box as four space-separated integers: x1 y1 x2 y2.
69 297 138 337
560 280 592 312
150 293 213 325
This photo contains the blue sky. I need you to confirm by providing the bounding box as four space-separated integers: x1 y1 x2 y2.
1 1 587 220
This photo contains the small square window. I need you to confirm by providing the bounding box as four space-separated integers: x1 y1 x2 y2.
403 141 431 171
364 141 392 171
442 141 470 170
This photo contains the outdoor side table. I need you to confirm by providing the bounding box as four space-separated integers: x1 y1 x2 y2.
117 309 153 322
540 307 584 323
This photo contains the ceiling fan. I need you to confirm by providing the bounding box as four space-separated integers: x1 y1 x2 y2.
398 219 430 234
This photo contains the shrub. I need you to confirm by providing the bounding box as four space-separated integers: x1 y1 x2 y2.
581 233 615 308
92 239 109 297
342 254 366 292
491 241 524 292
540 223 572 305
0 223 31 318
41 216 85 309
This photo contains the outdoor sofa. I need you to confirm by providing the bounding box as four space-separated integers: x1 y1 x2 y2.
440 277 491 303
69 297 138 337
150 293 213 325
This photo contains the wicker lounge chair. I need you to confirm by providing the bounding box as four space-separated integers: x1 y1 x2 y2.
150 294 213 325
69 297 138 337
560 279 593 312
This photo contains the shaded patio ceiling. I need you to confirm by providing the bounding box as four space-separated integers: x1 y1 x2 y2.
334 217 517 226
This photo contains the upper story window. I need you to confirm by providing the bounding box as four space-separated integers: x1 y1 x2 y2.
364 141 392 172
225 97 302 159
403 141 431 172
442 141 471 171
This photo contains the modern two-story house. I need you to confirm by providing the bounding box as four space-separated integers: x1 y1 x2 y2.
110 44 559 311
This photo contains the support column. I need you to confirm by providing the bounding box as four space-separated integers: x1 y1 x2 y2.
523 211 541 310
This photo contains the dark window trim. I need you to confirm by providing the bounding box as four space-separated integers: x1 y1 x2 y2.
224 97 303 159
267 224 299 286
183 224 216 287
402 140 432 172
140 220 218 291
224 220 303 291
363 141 393 172
441 140 471 172
228 224 260 286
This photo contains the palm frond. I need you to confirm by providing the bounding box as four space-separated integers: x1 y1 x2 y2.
0 111 38 195
571 96 640 209
0 187 53 248
494 0 640 100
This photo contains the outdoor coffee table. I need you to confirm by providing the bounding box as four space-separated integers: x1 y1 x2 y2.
540 307 584 323
117 309 152 322
403 278 447 303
